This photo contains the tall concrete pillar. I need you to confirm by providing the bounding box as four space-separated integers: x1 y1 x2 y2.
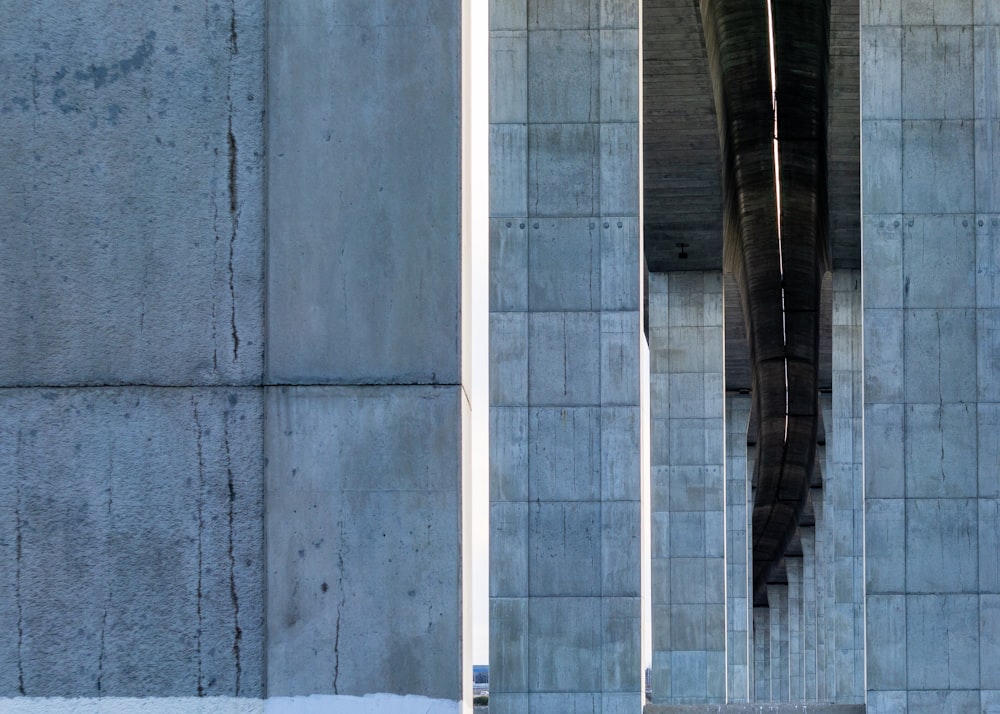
862 0 1000 711
0 1 267 705
649 271 726 704
801 526 819 700
489 1 642 711
753 607 771 702
787 556 805 700
265 2 469 706
768 583 789 702
725 394 752 702
814 432 836 702
830 271 864 703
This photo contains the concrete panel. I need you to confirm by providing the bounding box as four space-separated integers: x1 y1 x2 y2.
600 123 640 215
489 598 529 693
265 386 462 698
902 215 976 308
862 309 904 402
866 595 907 689
267 3 461 385
601 406 641 501
901 119 976 214
601 217 640 311
983 595 1000 688
528 218 600 310
600 0 638 28
490 312 528 406
602 597 641 691
528 0 600 29
490 407 530 502
901 26 974 120
862 215 904 309
602 312 640 405
907 690 981 714
980 405 1000 498
0 2 264 387
600 30 639 122
491 0 527 30
906 594 980 690
977 124 1000 212
903 404 978 497
490 503 529 597
865 499 907 593
0 387 264 697
490 219 529 312
528 123 599 217
976 216 1000 307
529 407 600 501
527 30 598 123
979 308 1000 401
902 309 977 403
861 121 903 214
528 597 602 691
490 31 527 124
974 27 1000 117
602 503 640 595
490 124 529 216
905 498 978 593
980 499 1000 592
863 404 905 498
528 312 601 405
861 26 902 120
900 0 972 25
529 502 601 596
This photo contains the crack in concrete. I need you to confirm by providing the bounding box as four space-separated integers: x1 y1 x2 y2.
15 436 25 695
97 448 114 695
223 414 243 695
193 400 205 697
333 520 347 694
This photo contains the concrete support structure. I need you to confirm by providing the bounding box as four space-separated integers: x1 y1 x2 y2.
1 1 469 710
753 608 771 703
726 395 753 703
767 585 789 703
649 272 726 704
488 1 643 710
787 558 805 701
861 0 1000 710
801 528 818 701
829 272 865 704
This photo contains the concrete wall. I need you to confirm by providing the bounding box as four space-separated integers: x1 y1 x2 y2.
488 0 643 710
265 1 467 701
861 0 1000 710
648 272 726 704
0 1 265 698
1 0 469 708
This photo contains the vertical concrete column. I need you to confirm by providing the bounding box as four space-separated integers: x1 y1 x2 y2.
817 401 838 701
768 583 789 702
753 607 771 702
830 271 864 703
489 1 642 711
801 526 819 700
0 1 266 703
725 394 752 702
266 2 468 703
862 0 999 710
787 557 805 700
649 271 726 704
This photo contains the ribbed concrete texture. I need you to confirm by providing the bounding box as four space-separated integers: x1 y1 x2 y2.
649 272 726 704
861 0 1000 709
489 0 643 710
725 395 752 702
0 0 265 699
265 0 467 701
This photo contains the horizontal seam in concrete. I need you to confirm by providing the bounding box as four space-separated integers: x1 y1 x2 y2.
0 382 465 390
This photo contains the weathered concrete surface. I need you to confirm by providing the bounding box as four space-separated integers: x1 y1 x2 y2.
0 1 265 386
266 2 462 386
0 694 461 713
264 386 464 699
862 0 1000 710
0 388 264 697
489 0 642 709
649 272 726 704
